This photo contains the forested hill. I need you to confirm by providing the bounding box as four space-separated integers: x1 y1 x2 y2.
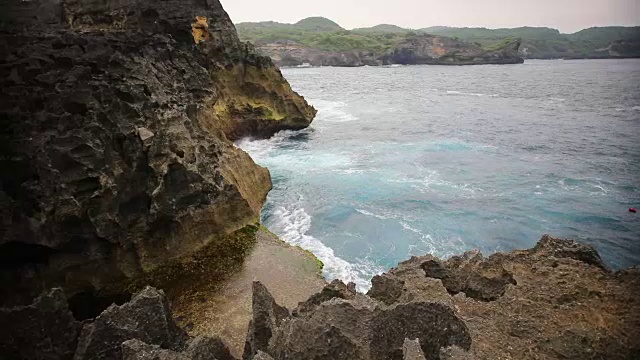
236 17 640 59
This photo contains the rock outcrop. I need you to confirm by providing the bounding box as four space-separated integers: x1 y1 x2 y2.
253 36 523 67
380 35 524 65
367 235 640 359
2 236 639 359
1 286 236 360
255 41 381 67
0 0 315 305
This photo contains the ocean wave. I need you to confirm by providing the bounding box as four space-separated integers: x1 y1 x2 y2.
445 90 498 97
400 222 468 258
271 199 384 292
312 99 359 123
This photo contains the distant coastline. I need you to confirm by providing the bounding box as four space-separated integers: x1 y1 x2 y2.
237 17 640 67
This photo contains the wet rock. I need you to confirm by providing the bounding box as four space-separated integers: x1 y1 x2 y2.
74 286 186 360
0 288 81 359
242 282 290 359
402 338 426 360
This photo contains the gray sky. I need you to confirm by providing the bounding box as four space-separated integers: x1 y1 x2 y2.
221 0 640 33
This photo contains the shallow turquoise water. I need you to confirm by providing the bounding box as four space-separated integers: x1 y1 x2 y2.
238 59 640 290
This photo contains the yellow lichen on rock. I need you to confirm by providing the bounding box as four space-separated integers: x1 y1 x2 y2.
192 16 210 44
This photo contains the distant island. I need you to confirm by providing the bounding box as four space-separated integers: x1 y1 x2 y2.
236 17 640 67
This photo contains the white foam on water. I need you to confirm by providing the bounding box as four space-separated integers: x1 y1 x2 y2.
312 99 359 123
272 199 384 292
355 209 389 220
445 90 497 97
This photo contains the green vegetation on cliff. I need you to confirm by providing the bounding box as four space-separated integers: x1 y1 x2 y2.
237 17 640 58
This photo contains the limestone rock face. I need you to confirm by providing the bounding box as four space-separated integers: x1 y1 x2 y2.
380 35 524 65
0 0 315 304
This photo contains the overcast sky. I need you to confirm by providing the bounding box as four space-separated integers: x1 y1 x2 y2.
220 0 640 33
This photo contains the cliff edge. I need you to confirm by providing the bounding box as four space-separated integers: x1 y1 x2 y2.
2 236 638 359
0 0 316 305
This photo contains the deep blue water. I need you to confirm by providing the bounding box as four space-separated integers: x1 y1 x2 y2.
238 59 640 290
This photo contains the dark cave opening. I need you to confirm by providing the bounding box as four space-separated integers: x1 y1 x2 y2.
67 288 132 321
0 241 56 270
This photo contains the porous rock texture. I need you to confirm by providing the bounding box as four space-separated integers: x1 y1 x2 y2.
239 235 639 360
0 0 316 305
367 235 640 359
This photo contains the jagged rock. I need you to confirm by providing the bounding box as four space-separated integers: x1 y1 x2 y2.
74 286 186 360
0 288 82 359
365 235 640 359
403 338 426 360
420 257 516 301
257 281 471 360
531 234 607 270
294 279 357 314
242 282 290 359
0 0 315 304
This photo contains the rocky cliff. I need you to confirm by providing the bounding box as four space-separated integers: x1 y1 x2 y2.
253 36 523 67
3 236 639 359
255 40 381 67
0 0 316 305
380 35 524 65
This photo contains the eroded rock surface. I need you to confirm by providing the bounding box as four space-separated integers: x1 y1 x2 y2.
243 282 471 360
368 235 640 359
0 0 315 305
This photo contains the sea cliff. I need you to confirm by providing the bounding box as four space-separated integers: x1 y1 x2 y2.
254 35 524 67
0 0 315 305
